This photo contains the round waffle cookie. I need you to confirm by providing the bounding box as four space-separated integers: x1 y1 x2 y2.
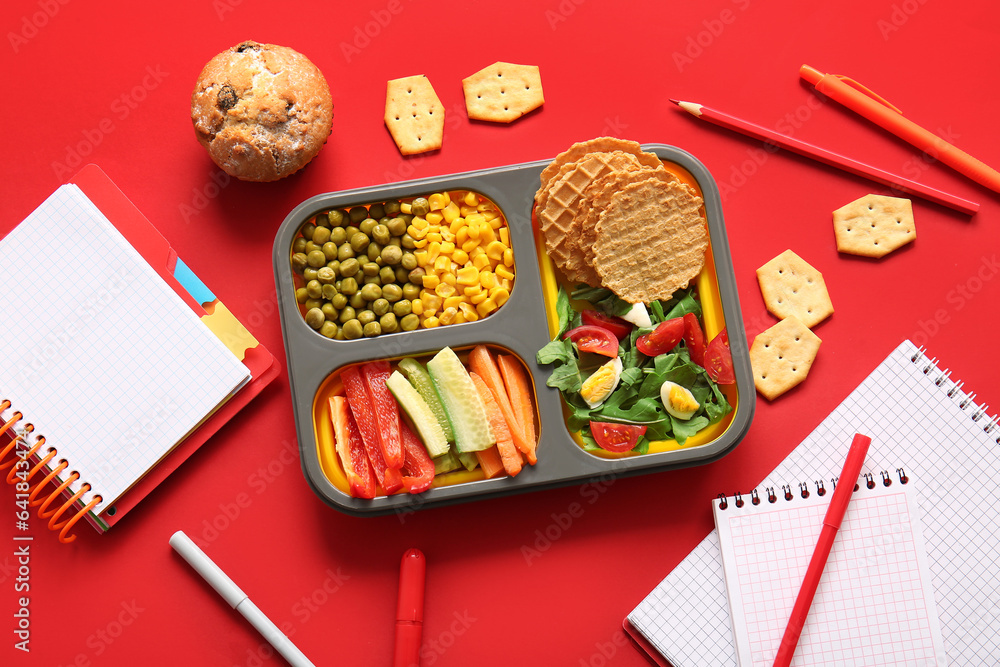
538 151 642 284
572 165 679 286
591 178 706 304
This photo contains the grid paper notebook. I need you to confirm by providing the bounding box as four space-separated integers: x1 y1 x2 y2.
628 340 1000 665
0 185 250 515
714 481 944 666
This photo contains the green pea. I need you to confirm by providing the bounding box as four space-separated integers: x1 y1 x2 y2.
331 293 348 309
342 319 363 339
339 277 358 295
326 259 341 276
337 244 355 262
394 266 409 284
379 313 398 333
381 245 402 266
408 267 425 284
382 284 403 302
339 258 360 277
402 283 420 301
292 237 308 254
295 287 309 303
400 313 420 331
410 197 430 217
321 302 337 320
377 267 394 284
305 308 324 329
348 232 368 253
338 306 356 324
360 283 382 302
387 217 407 236
334 328 346 341
363 262 380 277
345 225 361 239
363 322 381 337
384 200 401 216
301 222 317 240
348 206 368 224
327 209 346 227
363 274 382 285
322 242 338 261
372 224 391 245
306 280 323 299
367 242 382 262
319 321 339 339
357 309 376 326
349 292 366 309
392 299 411 317
315 213 330 227
372 298 390 317
359 218 377 236
321 284 339 300
368 203 386 219
304 241 318 255
387 237 401 248
303 267 319 282
317 267 336 284
400 252 417 271
330 227 348 245
291 253 308 274
401 234 416 249
312 226 331 245
307 250 327 268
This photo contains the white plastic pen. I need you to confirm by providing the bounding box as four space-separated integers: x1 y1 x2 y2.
169 530 315 667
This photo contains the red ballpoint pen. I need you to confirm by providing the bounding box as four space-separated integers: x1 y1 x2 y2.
800 64 1000 194
394 548 426 667
772 433 872 667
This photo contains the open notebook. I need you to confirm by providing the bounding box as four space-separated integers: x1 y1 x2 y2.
626 340 1000 665
0 185 250 525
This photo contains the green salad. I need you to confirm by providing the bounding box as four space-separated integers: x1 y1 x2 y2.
536 285 734 454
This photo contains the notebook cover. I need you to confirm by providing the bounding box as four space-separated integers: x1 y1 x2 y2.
70 164 279 532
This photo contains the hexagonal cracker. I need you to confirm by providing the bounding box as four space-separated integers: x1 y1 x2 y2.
756 249 833 328
749 316 822 400
832 194 915 258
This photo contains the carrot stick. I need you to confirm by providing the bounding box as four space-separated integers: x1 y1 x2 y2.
470 372 522 477
498 354 537 465
468 345 532 457
475 446 506 479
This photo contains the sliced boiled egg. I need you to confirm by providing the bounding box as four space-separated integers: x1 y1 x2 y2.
660 381 700 420
580 357 623 408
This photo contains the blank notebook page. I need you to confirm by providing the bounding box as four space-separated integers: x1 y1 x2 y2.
0 185 249 514
714 483 944 666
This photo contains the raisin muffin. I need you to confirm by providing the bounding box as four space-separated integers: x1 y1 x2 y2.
191 41 333 182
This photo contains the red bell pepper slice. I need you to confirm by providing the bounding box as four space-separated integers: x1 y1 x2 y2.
342 365 403 494
360 360 403 470
328 396 376 499
399 420 435 494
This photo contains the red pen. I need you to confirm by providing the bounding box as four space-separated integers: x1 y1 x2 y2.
394 548 426 667
772 433 872 667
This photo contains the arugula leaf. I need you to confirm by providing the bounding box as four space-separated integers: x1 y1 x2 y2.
570 286 633 318
546 361 583 393
671 414 710 445
555 286 574 336
536 339 575 366
664 290 702 320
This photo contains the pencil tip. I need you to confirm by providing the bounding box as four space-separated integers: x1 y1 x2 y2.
668 98 680 104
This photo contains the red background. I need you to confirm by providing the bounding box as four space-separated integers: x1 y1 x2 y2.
2 0 998 665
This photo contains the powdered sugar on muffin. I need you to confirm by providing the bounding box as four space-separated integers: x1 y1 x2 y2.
191 41 333 182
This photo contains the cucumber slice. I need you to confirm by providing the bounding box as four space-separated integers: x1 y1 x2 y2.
397 357 455 443
427 347 495 453
458 452 480 471
432 450 464 475
386 371 449 458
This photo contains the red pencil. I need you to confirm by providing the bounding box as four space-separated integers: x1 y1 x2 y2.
771 433 872 667
671 100 979 216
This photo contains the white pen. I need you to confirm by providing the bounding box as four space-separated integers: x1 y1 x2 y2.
169 530 315 667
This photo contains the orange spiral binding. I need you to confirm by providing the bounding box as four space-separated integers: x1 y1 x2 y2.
1 399 97 543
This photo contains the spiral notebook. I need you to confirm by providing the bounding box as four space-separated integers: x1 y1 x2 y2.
714 476 944 666
626 340 1000 665
0 171 275 541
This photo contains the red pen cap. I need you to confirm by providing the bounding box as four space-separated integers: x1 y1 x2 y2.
397 548 425 623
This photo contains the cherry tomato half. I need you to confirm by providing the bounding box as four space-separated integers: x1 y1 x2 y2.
705 329 736 384
635 317 684 357
683 313 706 367
581 309 633 342
590 421 647 453
564 325 619 357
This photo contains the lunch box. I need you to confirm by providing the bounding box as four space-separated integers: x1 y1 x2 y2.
272 144 755 516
